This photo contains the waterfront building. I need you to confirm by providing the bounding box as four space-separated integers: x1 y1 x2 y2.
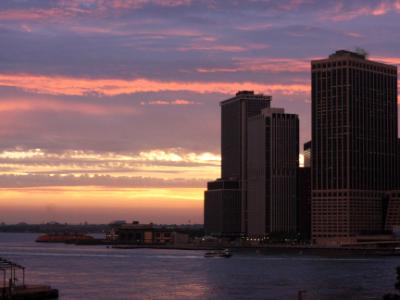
247 108 299 236
220 91 272 233
311 50 398 245
204 91 272 236
113 222 188 245
204 179 241 236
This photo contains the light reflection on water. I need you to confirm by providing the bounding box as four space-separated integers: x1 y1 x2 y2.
0 233 400 300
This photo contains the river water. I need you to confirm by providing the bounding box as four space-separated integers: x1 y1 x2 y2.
0 233 399 299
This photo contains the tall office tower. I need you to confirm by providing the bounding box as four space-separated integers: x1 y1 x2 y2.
220 91 272 233
303 141 311 168
297 167 311 241
298 141 312 240
204 179 241 236
311 50 398 245
247 108 299 236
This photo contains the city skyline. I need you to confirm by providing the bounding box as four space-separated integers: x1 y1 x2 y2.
0 0 400 223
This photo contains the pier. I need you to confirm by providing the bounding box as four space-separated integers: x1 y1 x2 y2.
0 258 58 300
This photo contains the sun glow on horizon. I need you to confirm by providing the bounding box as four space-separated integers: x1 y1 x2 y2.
0 186 204 224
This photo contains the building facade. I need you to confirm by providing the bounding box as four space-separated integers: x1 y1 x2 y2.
115 222 173 244
204 179 241 236
384 191 400 233
247 108 299 236
311 50 398 245
297 166 311 241
204 91 272 236
220 91 272 233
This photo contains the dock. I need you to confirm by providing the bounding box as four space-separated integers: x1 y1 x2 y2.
0 258 58 300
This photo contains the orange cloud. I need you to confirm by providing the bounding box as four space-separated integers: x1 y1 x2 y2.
0 73 310 96
0 98 135 115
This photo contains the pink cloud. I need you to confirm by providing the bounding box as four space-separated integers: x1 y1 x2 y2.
178 44 247 53
140 99 199 105
0 0 192 21
325 1 398 22
197 57 310 73
235 23 273 31
0 98 135 115
371 56 400 66
278 0 313 11
0 8 67 21
111 0 191 9
178 42 269 53
0 73 310 96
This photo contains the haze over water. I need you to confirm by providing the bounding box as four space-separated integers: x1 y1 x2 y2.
0 233 398 300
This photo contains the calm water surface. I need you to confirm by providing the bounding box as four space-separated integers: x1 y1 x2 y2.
0 233 399 300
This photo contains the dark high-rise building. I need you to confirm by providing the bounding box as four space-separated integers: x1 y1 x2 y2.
297 167 311 241
298 141 312 241
204 179 241 236
311 50 398 245
204 91 271 236
220 91 272 233
221 91 272 179
247 108 299 236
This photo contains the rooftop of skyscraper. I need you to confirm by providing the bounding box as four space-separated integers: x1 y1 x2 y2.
220 90 272 106
329 49 367 60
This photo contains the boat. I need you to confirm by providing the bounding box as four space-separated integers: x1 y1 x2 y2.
204 249 232 258
36 233 94 243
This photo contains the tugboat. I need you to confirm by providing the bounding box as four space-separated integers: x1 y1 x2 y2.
204 249 232 258
36 233 94 243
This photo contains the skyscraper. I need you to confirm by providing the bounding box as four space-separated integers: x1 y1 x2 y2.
247 108 299 236
220 91 272 233
204 91 271 236
311 50 398 245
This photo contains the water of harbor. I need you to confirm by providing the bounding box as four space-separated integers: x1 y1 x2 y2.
0 233 399 300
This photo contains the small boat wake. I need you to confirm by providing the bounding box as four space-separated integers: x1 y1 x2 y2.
204 249 232 258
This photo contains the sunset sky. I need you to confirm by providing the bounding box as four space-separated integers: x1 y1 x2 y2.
0 0 399 224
